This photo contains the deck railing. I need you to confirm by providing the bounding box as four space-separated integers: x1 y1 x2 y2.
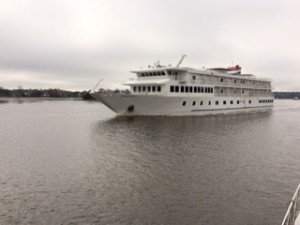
281 184 300 225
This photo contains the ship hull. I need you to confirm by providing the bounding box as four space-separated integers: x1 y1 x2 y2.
91 93 273 116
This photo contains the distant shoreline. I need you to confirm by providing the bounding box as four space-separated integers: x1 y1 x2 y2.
1 88 299 99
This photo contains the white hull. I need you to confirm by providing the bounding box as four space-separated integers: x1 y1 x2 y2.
91 93 273 116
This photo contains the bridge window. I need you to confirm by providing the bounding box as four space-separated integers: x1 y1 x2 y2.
223 100 226 105
157 86 161 92
185 86 189 93
193 76 196 80
194 87 198 93
152 86 156 92
189 86 193 93
147 86 151 92
133 86 137 92
249 100 251 104
142 86 146 92
167 71 172 75
215 101 219 105
175 86 179 93
200 101 203 105
180 86 184 93
230 100 233 104
220 78 223 82
170 86 174 92
193 101 196 106
161 71 165 75
182 101 186 106
237 100 240 104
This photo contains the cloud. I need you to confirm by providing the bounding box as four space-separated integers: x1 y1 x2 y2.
0 0 299 90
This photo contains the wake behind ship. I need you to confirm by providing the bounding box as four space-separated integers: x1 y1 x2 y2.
91 55 274 116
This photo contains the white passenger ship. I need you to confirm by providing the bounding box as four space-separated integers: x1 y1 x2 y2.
91 55 274 116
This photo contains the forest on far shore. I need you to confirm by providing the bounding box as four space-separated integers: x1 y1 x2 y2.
0 88 299 99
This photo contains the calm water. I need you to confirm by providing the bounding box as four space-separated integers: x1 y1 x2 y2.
1 98 300 225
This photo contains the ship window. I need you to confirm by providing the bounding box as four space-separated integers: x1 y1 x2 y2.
241 80 243 83
157 71 161 75
133 86 137 92
234 80 236 83
185 86 189 93
211 88 214 93
182 101 186 106
205 87 208 93
221 89 223 93
162 71 165 75
230 100 233 104
193 76 196 80
220 78 223 82
142 86 146 92
194 87 198 93
223 100 226 105
175 86 179 93
215 101 219 105
253 81 255 85
152 86 156 92
198 87 201 93
138 86 141 92
189 86 193 93
153 72 157 76
170 86 174 92
242 90 244 94
167 71 172 75
147 86 151 92
180 86 184 93
192 101 196 106
200 101 203 105
208 101 211 105
249 100 251 104
201 87 204 93
237 100 240 104
157 86 161 92
174 71 178 75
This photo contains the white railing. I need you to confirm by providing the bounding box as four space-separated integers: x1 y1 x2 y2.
282 184 300 225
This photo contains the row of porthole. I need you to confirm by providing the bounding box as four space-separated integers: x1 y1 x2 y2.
259 99 273 103
181 99 274 106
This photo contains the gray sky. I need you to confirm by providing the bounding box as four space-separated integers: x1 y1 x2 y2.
0 0 299 91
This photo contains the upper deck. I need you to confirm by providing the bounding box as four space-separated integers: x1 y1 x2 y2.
125 66 272 88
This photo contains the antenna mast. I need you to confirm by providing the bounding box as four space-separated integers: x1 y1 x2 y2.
176 54 187 68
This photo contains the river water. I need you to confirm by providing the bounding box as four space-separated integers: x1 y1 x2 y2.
0 98 300 225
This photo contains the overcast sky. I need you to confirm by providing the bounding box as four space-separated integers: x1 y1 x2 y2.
0 0 299 91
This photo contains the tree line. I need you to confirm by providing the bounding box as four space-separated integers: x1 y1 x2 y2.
1 88 299 99
0 88 88 98
273 92 300 99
